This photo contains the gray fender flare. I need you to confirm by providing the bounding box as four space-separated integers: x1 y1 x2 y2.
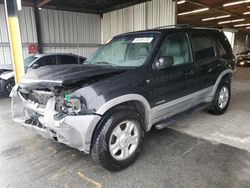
96 94 152 131
212 69 233 97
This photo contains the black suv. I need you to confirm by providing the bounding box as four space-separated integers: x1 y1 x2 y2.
11 26 234 171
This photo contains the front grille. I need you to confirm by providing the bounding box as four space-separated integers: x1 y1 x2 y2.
28 93 52 105
19 90 53 106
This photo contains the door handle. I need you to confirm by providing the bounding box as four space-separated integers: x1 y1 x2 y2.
185 70 195 77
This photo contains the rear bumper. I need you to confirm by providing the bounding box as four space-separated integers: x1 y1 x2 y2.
11 87 101 153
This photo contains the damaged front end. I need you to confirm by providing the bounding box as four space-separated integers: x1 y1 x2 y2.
11 85 101 153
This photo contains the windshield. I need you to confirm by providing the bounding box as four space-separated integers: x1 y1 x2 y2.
24 56 38 67
87 33 159 67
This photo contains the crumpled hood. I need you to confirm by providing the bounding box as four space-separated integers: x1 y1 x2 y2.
0 64 13 71
19 64 128 89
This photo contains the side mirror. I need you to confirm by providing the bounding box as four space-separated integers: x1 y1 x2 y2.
155 56 174 70
32 63 39 69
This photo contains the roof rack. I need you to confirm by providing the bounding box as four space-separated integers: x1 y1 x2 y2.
154 24 193 29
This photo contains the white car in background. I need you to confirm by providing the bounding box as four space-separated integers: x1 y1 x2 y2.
0 53 86 97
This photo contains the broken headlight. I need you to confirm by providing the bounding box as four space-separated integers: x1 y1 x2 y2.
55 94 81 115
54 94 94 120
64 95 82 114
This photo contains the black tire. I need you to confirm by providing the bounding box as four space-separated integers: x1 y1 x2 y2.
91 106 144 171
208 80 231 115
0 78 15 97
0 79 2 97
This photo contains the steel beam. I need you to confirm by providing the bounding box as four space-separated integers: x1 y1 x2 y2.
37 0 51 8
34 7 43 53
4 0 25 84
186 0 241 18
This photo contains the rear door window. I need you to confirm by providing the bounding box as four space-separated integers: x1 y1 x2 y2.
36 56 56 67
57 55 77 65
191 33 215 61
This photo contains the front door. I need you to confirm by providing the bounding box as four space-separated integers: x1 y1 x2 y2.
152 32 197 123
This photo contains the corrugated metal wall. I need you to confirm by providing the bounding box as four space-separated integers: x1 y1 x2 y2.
102 0 176 42
0 6 101 65
1 0 175 64
234 33 249 54
0 5 37 64
39 9 101 58
0 4 11 65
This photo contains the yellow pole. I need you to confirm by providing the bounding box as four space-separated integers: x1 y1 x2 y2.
4 0 25 84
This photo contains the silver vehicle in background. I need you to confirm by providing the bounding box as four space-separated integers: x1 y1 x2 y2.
0 53 86 97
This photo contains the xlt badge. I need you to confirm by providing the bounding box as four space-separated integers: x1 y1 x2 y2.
156 99 166 105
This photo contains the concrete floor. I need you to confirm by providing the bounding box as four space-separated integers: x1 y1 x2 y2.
1 67 250 188
170 67 250 152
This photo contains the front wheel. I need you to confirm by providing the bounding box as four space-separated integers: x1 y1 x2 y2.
91 106 144 171
209 81 231 115
0 78 15 97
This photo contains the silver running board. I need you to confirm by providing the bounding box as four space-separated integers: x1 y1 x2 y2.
154 103 211 130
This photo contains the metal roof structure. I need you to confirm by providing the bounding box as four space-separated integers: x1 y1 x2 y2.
0 0 151 14
177 0 250 33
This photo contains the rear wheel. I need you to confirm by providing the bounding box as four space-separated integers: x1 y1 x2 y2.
0 78 15 97
0 79 2 97
91 106 144 171
209 80 231 115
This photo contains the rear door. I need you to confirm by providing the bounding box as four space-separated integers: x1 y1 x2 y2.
152 32 197 123
190 32 218 90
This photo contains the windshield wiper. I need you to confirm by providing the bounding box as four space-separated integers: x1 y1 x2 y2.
95 61 118 67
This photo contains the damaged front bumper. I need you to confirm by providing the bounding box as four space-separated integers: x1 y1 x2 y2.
11 86 101 153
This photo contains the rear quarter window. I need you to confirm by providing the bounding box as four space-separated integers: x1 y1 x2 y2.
215 38 227 58
219 33 233 56
191 33 215 61
210 31 230 59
